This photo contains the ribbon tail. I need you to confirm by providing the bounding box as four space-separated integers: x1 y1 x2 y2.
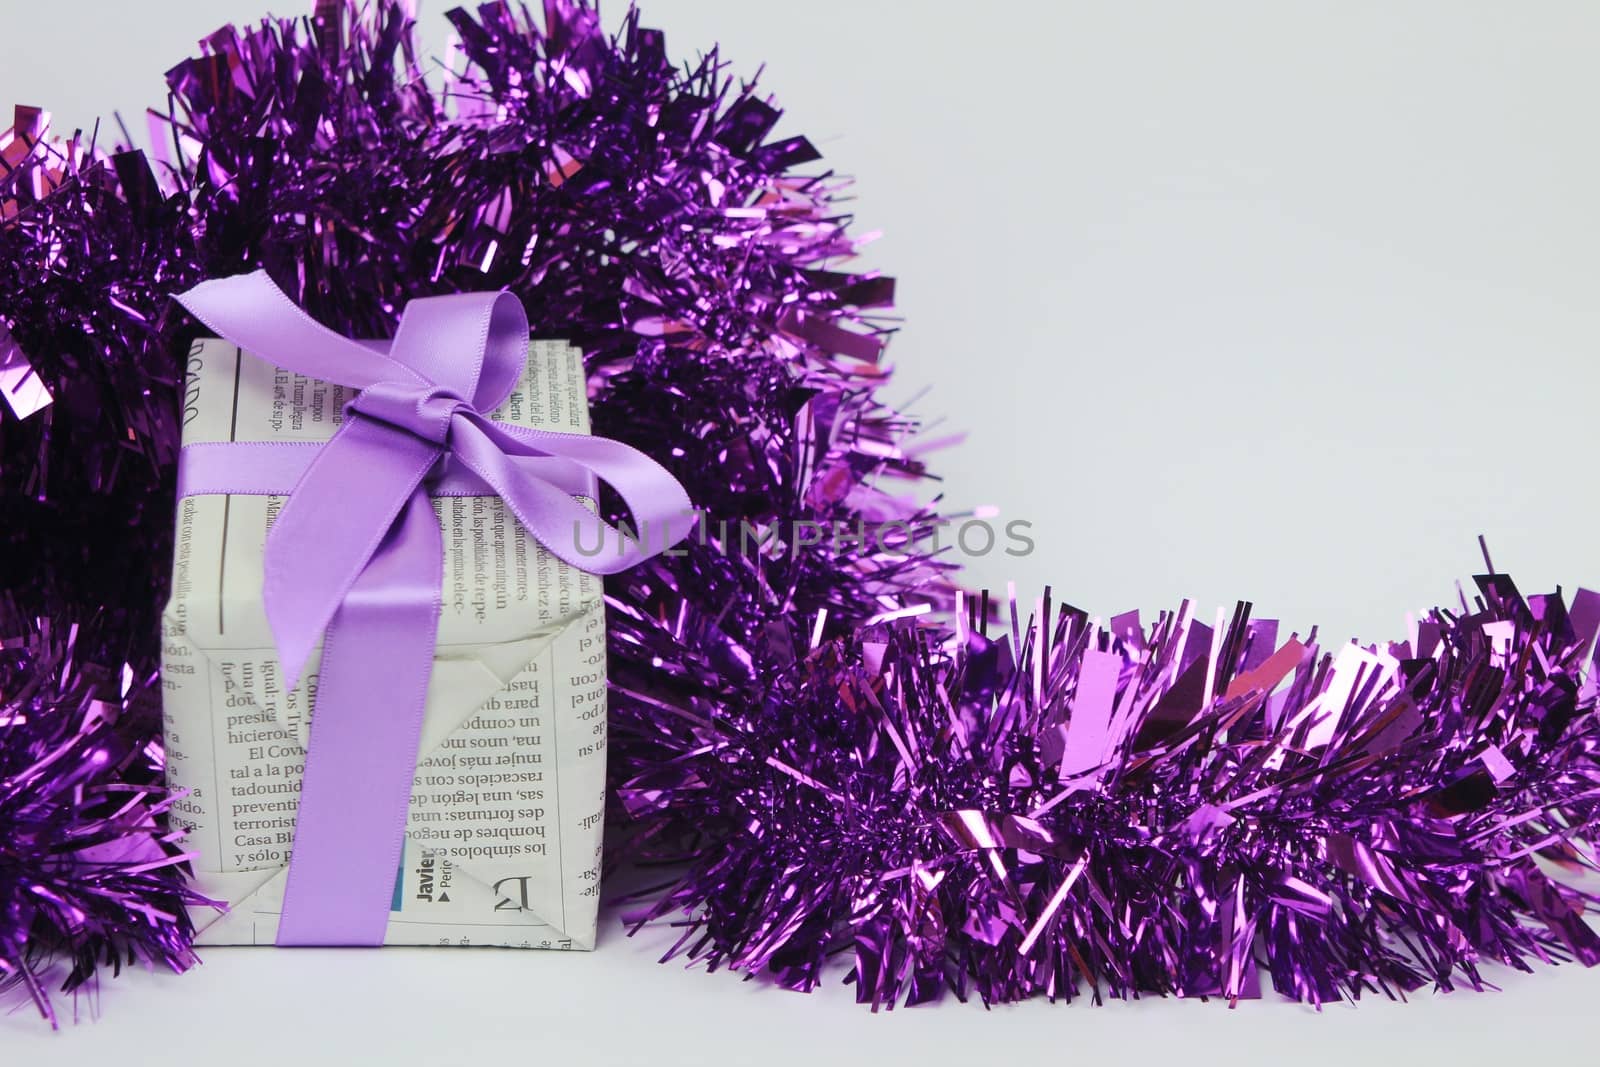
276 492 442 946
264 418 439 689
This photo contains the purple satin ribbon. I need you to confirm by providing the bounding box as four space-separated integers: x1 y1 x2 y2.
173 271 693 946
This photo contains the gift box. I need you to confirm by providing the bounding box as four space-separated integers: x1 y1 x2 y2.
162 331 610 949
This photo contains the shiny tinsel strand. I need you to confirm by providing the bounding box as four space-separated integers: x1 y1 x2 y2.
0 603 205 1027
615 577 1600 1007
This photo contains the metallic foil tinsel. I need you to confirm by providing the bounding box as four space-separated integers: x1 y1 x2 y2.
1 603 205 1026
0 0 1595 1019
616 579 1600 1006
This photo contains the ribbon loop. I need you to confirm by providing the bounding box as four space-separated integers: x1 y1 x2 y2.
172 270 693 945
389 288 529 412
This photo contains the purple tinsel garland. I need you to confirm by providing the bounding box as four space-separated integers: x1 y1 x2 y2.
616 579 1600 1006
1 0 1597 1022
1 602 204 1026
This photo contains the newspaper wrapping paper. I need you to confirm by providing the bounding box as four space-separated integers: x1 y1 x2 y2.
162 338 607 949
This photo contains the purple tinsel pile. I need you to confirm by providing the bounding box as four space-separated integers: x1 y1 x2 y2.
617 578 1600 1005
1 603 203 1026
1 0 1597 1022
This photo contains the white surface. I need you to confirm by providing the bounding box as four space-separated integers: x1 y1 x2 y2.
8 918 1600 1064
4 0 1600 1058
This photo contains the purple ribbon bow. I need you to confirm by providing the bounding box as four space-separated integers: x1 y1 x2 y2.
174 270 692 945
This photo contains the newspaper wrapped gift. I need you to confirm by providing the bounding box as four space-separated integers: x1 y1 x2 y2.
162 336 611 948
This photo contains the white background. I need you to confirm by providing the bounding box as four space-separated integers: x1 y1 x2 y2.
6 1 1600 1061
